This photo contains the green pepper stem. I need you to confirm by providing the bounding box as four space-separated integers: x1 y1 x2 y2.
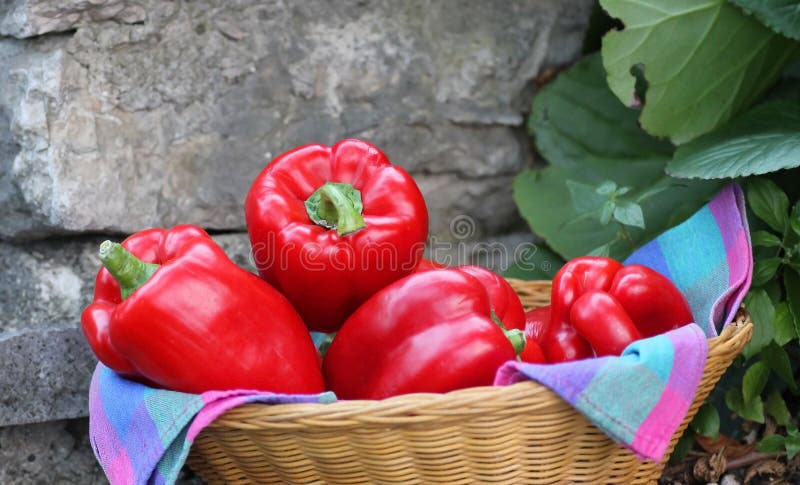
505 329 526 356
99 241 160 299
305 182 366 236
490 310 526 355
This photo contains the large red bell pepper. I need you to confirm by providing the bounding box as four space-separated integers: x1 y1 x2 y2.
544 256 694 361
80 225 324 394
245 139 429 333
414 261 545 363
322 269 523 399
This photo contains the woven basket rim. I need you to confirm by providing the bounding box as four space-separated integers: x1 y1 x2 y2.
207 308 753 430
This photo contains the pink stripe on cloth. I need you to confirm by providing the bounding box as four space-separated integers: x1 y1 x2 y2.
708 184 752 332
630 328 706 460
630 386 692 461
107 450 135 485
186 393 255 441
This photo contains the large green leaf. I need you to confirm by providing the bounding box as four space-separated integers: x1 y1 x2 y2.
513 164 720 260
529 54 672 167
601 0 800 144
667 100 800 179
518 50 721 260
743 289 777 359
731 0 800 41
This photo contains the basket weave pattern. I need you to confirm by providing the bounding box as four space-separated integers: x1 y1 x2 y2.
187 280 753 484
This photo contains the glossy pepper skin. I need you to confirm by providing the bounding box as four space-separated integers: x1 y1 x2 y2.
545 257 620 362
415 261 545 362
522 306 551 364
80 225 325 395
608 265 694 338
323 269 519 399
245 139 428 333
545 257 694 361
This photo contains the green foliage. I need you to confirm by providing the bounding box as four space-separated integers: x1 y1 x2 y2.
515 53 721 260
667 101 800 179
513 0 800 462
529 55 671 167
600 0 799 143
691 402 720 439
730 0 800 41
757 426 800 459
504 243 565 281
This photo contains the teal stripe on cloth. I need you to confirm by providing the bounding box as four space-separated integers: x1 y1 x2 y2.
576 356 668 440
658 206 727 293
143 391 203 449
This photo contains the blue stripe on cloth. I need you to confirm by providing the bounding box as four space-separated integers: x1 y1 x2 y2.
624 239 673 281
657 207 727 293
99 368 166 479
143 390 203 449
576 350 670 441
682 258 730 336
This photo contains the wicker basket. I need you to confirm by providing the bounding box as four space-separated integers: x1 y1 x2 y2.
187 279 753 484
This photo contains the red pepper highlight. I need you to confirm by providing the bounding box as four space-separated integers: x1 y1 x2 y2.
323 269 519 399
545 256 694 361
80 225 324 394
245 139 429 333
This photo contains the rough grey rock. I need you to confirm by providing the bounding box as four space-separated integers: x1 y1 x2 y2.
425 231 535 274
0 417 206 484
0 418 106 484
0 0 593 240
0 232 252 426
0 328 96 426
0 0 146 38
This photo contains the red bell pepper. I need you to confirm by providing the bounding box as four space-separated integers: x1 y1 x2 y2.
521 306 550 364
545 256 694 361
414 262 546 363
608 265 695 338
245 139 429 333
80 225 324 394
569 291 642 356
545 257 620 362
322 269 523 399
524 306 550 345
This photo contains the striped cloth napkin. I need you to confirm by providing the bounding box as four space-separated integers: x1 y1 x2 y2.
495 183 752 461
88 364 334 484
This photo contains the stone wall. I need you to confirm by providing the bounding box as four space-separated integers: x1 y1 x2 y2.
0 0 593 481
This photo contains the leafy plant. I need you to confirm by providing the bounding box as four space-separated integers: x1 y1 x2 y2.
512 0 800 470
600 0 799 144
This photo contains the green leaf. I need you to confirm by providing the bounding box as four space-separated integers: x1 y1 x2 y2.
765 391 792 426
792 201 800 237
742 361 770 403
752 230 783 248
691 403 720 438
730 0 800 41
600 0 800 144
784 270 800 337
596 180 618 195
762 341 798 390
757 434 786 454
504 243 566 281
743 290 776 358
517 50 722 260
667 100 800 179
613 201 645 228
774 302 798 345
726 386 765 422
747 178 790 233
513 166 720 260
752 257 782 287
787 434 800 460
567 180 609 214
529 54 672 168
669 429 696 465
